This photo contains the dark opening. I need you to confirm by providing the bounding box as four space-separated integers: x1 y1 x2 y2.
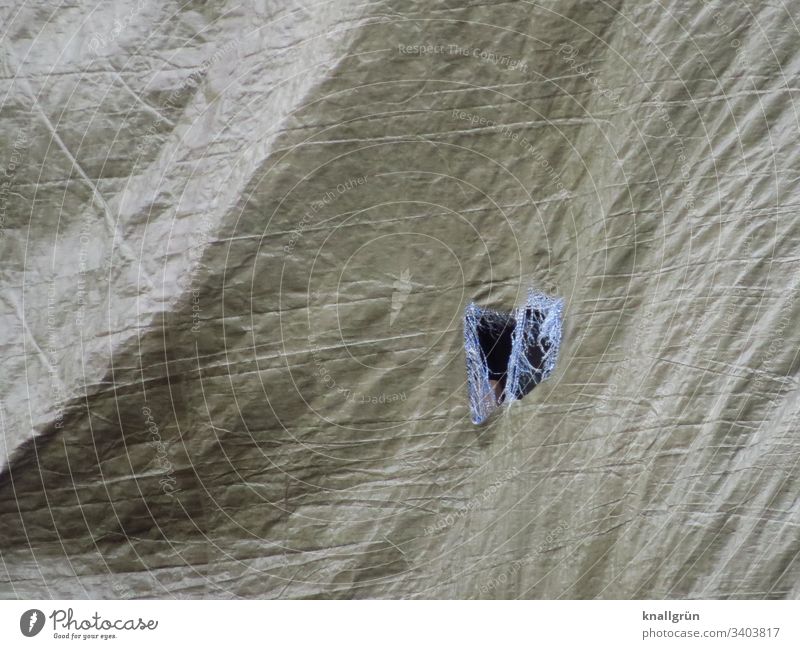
476 312 515 404
476 309 550 404
512 307 551 400
464 289 564 425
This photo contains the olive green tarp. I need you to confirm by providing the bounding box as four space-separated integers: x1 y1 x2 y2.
2 0 800 598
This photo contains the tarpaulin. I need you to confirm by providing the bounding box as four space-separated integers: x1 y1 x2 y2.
2 0 800 598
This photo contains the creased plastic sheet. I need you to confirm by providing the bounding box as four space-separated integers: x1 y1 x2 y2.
2 0 800 599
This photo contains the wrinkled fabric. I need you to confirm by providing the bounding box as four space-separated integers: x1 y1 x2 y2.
2 1 800 599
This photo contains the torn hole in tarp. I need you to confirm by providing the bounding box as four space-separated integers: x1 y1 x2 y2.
464 289 564 424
